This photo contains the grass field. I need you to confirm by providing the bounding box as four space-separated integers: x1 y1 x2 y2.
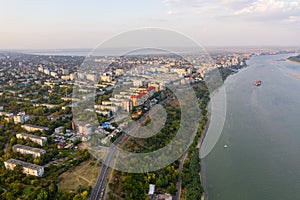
58 159 101 191
22 185 34 196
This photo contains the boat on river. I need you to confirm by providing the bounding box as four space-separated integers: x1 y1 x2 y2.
254 80 262 86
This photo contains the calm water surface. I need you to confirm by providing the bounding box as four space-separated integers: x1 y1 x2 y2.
203 54 300 200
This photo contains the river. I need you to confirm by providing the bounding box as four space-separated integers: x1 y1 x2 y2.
202 53 300 200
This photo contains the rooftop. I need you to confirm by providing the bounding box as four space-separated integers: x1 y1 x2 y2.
13 144 46 154
16 133 47 141
5 158 44 170
22 124 49 130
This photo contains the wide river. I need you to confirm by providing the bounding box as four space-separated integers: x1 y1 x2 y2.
203 53 300 200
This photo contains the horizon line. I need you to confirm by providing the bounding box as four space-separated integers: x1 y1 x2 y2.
1 45 300 51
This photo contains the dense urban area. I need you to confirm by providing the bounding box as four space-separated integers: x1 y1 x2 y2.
0 48 298 200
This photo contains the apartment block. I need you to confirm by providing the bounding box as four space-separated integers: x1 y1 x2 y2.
16 133 47 146
13 144 46 158
21 124 49 132
4 159 44 177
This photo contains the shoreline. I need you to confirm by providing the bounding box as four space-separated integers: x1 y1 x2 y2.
198 63 250 200
286 57 300 64
198 112 211 200
287 59 300 64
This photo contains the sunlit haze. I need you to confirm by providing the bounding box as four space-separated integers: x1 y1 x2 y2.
1 0 300 49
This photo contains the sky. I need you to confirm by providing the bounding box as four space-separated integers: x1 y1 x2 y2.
0 0 300 49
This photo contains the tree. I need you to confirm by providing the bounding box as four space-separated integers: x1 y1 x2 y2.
2 191 14 200
12 165 23 176
123 174 148 200
62 127 66 134
10 182 22 194
73 194 83 200
36 189 48 200
33 158 41 165
167 184 177 195
48 182 58 195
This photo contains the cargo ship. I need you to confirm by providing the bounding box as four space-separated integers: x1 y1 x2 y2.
254 80 262 86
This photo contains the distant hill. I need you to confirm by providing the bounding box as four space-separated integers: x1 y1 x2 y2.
287 55 300 63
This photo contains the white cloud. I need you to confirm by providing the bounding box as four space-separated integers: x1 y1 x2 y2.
162 0 300 23
162 0 254 10
286 15 300 23
162 0 206 7
234 0 300 15
167 10 178 15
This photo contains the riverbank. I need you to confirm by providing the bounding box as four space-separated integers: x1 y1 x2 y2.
287 55 300 64
199 63 249 200
287 59 300 64
198 112 211 200
286 56 300 79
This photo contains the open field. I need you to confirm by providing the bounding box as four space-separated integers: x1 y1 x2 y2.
58 159 101 191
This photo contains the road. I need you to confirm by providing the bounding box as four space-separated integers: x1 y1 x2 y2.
89 112 153 200
175 150 189 200
90 97 170 200
89 132 126 200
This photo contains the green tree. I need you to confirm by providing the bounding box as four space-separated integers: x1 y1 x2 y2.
167 184 177 195
36 189 48 200
62 127 66 134
48 182 58 196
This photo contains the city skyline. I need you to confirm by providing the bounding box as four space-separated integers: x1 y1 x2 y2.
1 0 300 49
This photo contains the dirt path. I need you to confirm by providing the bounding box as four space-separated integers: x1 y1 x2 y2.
175 151 189 200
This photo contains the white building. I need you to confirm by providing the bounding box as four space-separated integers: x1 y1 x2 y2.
148 184 155 195
38 66 44 72
16 133 47 146
13 144 46 158
13 112 30 124
131 86 156 107
4 159 44 177
121 99 132 112
78 124 92 135
50 71 58 78
86 74 98 82
70 73 77 80
61 68 69 75
54 126 63 134
101 74 112 82
43 68 50 75
115 68 124 76
133 79 144 87
61 75 71 80
21 124 49 132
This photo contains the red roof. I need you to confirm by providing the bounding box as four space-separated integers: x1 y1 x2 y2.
131 92 146 99
131 110 142 118
147 86 155 91
131 87 155 99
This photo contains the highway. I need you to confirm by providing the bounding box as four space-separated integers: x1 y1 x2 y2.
89 113 150 200
89 131 126 200
90 97 169 200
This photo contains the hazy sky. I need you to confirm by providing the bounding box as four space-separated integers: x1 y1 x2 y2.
0 0 300 49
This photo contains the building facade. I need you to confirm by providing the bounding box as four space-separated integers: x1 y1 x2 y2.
21 124 49 132
16 133 47 146
13 144 46 158
4 159 44 177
